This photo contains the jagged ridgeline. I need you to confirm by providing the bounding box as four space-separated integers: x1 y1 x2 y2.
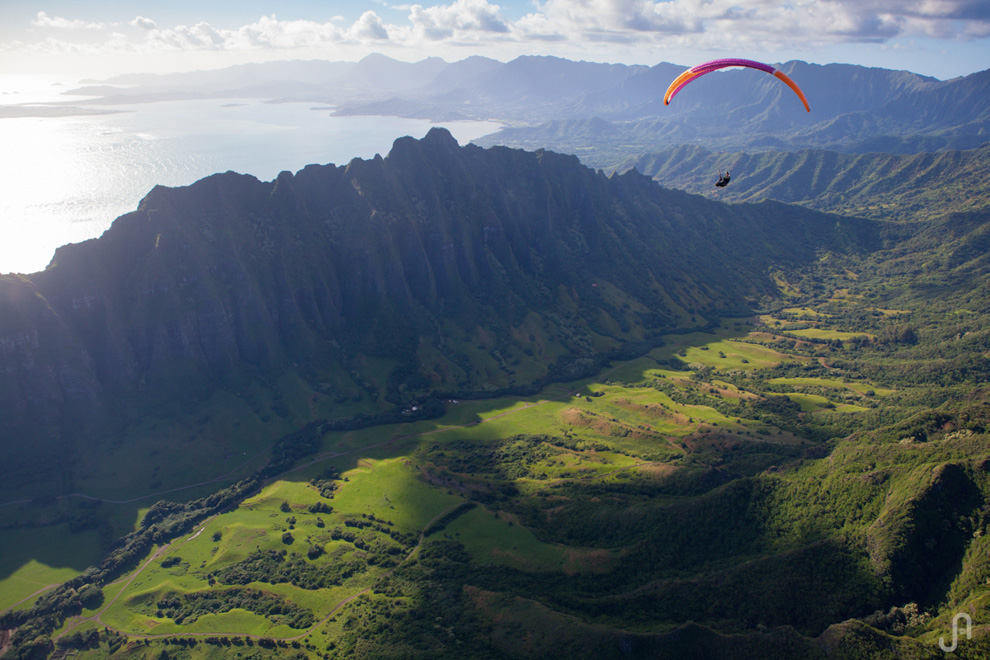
626 142 990 221
0 128 877 488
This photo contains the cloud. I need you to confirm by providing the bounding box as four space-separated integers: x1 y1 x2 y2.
145 22 228 50
407 0 510 41
513 0 990 47
891 0 990 37
129 16 158 31
228 16 341 49
518 0 702 38
11 0 990 62
31 11 107 30
768 0 989 41
349 11 390 40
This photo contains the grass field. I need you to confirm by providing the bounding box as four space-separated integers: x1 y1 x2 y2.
778 392 833 412
322 458 464 532
769 376 894 397
0 563 68 614
781 307 830 318
74 458 467 640
785 327 872 341
0 525 103 612
444 506 571 572
648 324 796 373
4 313 902 656
29 339 770 643
1 319 809 618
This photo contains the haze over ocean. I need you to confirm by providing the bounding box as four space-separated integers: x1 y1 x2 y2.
0 78 498 275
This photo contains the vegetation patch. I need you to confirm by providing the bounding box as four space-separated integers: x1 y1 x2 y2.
8 209 990 658
147 587 314 629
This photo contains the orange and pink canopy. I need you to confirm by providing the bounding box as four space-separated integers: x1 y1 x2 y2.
664 58 810 112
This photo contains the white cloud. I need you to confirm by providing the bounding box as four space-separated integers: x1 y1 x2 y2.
145 22 228 50
231 16 341 49
31 11 107 30
349 11 390 40
97 13 393 53
787 0 988 40
10 0 989 63
512 0 989 47
521 0 701 36
407 0 509 41
130 16 158 31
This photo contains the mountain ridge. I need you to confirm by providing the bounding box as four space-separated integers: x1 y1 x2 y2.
0 128 879 494
624 142 990 221
62 54 990 156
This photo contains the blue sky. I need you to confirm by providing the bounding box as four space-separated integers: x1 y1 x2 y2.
1 0 988 80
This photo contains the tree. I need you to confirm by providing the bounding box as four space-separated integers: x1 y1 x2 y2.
78 584 104 609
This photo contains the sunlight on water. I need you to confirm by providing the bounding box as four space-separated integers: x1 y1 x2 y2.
0 74 82 105
0 89 499 274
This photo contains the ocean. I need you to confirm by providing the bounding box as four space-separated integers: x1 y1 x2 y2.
0 82 499 274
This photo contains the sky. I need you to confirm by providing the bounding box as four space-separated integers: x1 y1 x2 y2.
1 0 988 81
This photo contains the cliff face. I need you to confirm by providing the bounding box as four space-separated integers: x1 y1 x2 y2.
0 128 878 471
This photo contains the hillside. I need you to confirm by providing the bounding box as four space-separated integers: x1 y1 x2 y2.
5 213 990 657
0 128 877 500
626 143 990 221
4 127 990 658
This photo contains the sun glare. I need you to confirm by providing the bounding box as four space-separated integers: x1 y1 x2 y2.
0 115 113 273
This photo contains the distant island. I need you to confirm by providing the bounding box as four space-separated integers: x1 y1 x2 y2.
0 104 121 118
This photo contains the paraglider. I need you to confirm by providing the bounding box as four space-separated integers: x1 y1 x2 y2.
664 58 810 112
665 59 808 192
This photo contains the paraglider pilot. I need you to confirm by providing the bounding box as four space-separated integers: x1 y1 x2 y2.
716 170 731 187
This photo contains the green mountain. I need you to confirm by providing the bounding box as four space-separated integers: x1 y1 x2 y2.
6 130 990 660
6 204 990 657
0 128 876 498
626 143 990 222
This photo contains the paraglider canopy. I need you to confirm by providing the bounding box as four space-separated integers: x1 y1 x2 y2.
664 58 810 112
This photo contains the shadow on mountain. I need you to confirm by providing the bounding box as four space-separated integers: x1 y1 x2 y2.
0 130 934 658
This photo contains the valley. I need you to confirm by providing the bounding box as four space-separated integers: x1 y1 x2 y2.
6 244 990 658
0 57 989 657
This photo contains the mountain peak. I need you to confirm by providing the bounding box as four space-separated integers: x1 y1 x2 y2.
357 53 400 65
422 126 459 147
386 127 460 166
